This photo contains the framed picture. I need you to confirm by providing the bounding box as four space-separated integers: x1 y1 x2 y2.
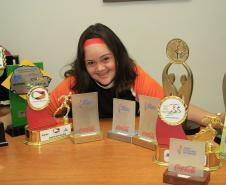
103 0 152 2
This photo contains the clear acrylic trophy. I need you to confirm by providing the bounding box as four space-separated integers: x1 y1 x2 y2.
163 138 210 185
132 95 160 150
70 92 103 144
107 98 136 143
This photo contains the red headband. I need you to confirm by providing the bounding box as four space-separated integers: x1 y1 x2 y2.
83 38 105 47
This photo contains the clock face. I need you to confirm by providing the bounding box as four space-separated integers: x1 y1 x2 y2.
166 38 189 64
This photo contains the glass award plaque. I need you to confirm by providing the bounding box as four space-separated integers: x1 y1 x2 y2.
163 138 210 185
132 95 160 150
107 98 136 143
25 86 72 145
70 92 103 144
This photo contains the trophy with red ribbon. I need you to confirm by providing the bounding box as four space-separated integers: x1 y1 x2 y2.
22 60 71 145
154 38 191 166
25 87 72 145
155 39 211 185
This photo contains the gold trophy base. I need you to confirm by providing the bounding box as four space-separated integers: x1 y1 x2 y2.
163 169 210 185
203 142 222 171
107 130 136 143
70 131 103 144
153 144 169 166
204 151 222 171
132 135 156 150
24 123 72 146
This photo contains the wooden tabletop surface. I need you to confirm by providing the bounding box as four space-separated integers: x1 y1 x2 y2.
0 118 225 185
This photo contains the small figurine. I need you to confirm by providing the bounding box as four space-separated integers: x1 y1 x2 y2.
54 92 72 124
162 62 178 97
193 114 223 152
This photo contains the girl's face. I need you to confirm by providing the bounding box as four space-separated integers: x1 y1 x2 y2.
84 43 116 86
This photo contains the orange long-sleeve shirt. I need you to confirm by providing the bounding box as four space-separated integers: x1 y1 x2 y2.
48 64 164 114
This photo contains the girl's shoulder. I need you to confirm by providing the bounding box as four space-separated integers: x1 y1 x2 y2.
51 75 76 94
133 63 148 77
133 64 164 99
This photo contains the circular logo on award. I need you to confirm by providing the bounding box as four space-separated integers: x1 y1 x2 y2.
27 86 49 110
166 38 189 64
0 47 6 77
158 96 187 126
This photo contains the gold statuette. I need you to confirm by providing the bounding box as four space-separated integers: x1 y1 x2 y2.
193 114 223 171
159 38 193 126
54 92 72 124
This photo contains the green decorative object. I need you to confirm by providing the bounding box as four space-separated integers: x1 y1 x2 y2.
5 62 44 136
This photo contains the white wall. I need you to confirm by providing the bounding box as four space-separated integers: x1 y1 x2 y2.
0 0 225 112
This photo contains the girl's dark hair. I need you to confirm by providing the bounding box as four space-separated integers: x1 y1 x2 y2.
69 23 137 96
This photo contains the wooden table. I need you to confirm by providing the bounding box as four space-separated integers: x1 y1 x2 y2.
0 119 225 185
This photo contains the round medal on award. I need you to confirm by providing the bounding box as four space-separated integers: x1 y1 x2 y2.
27 86 50 110
158 96 187 126
166 38 189 64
